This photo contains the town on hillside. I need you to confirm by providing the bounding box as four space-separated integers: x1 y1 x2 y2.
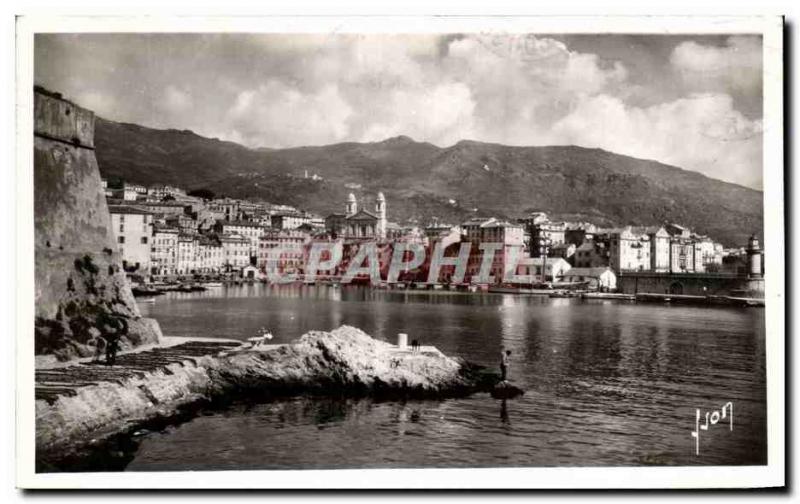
104 179 765 296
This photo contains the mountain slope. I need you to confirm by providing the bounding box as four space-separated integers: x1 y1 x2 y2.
94 119 763 246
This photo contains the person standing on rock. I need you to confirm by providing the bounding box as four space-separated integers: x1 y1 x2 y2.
500 349 511 382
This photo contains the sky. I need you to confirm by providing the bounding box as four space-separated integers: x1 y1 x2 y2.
35 33 763 189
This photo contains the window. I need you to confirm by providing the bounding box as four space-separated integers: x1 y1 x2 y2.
118 236 125 244
119 224 124 232
141 236 148 244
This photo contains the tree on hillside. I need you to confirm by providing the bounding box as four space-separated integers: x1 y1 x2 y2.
187 188 215 200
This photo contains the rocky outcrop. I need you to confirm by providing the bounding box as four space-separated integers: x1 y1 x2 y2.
35 326 498 471
34 87 161 361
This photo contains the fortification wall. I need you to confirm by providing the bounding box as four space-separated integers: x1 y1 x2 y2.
34 88 162 361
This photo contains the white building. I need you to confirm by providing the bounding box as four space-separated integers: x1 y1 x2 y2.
258 229 309 276
560 267 617 291
219 220 263 257
176 234 199 275
109 205 153 274
515 257 572 283
221 233 251 272
150 225 179 276
197 238 224 274
608 227 651 272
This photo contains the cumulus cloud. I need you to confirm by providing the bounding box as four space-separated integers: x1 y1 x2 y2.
671 36 762 95
548 93 763 188
225 80 353 148
34 33 763 188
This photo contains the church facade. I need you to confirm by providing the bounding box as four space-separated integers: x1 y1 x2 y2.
325 192 388 240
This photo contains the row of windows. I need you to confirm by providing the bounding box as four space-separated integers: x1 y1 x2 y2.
117 236 148 244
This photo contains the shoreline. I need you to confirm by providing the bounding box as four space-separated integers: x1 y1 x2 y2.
35 326 498 472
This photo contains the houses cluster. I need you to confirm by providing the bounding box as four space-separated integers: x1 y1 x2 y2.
105 179 753 289
105 181 325 279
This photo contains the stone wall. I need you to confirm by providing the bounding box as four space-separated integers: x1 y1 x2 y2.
617 272 765 297
34 88 162 361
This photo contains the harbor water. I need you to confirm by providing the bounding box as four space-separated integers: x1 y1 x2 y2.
129 283 766 469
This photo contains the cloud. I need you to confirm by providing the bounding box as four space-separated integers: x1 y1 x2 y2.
548 93 763 188
670 36 762 95
225 81 353 148
359 82 477 145
159 85 193 114
34 33 763 188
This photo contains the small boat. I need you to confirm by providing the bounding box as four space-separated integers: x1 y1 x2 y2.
137 297 156 304
202 282 223 288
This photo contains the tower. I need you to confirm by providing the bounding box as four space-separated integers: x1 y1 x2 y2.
376 192 387 240
746 234 763 279
346 193 357 217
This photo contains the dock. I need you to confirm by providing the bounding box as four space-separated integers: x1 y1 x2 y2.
634 293 765 307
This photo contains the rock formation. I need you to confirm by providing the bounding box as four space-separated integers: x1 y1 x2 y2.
35 326 499 471
33 87 162 362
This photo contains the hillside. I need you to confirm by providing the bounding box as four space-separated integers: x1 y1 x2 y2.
94 118 763 246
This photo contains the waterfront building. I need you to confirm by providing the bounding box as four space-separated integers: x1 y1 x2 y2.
109 205 154 274
519 215 566 258
573 240 610 268
176 234 199 275
550 242 577 263
669 238 696 273
559 266 617 291
220 233 251 273
197 237 224 274
693 236 722 272
150 225 179 276
463 220 526 283
258 229 309 276
515 257 572 283
607 227 651 272
217 220 264 257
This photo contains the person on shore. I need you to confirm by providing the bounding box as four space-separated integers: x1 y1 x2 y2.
98 311 128 366
106 335 120 366
91 335 106 363
500 349 511 382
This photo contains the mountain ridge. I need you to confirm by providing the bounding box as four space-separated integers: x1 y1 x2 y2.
94 117 763 246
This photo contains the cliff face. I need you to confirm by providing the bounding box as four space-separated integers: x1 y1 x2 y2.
34 88 162 361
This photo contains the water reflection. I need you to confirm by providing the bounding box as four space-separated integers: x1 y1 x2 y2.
131 284 767 469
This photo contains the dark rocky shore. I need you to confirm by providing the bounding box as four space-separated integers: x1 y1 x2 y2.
36 326 500 472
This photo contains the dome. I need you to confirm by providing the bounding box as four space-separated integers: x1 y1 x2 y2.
347 193 356 202
377 192 385 201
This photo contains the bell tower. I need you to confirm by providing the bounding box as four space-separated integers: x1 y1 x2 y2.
346 193 357 217
376 192 387 240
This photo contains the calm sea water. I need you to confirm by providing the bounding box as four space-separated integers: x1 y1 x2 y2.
130 284 766 469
